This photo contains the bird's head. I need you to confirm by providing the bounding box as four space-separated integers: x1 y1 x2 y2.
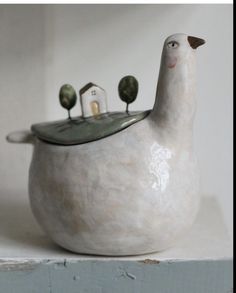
162 33 205 69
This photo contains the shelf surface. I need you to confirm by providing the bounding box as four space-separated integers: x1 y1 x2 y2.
0 191 232 262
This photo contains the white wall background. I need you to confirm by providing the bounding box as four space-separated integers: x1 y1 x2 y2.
0 5 233 238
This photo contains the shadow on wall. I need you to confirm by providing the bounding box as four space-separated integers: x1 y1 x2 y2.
0 189 66 254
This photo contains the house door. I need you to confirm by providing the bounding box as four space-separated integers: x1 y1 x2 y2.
90 101 100 116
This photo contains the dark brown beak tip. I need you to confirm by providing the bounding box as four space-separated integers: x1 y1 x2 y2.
188 36 205 49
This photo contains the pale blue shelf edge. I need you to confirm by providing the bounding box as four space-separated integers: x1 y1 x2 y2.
0 258 233 293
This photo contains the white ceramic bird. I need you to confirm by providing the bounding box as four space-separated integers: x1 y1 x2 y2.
7 33 205 255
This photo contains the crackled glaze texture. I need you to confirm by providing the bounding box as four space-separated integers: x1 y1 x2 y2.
7 34 204 255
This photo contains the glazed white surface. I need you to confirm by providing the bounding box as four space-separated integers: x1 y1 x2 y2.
25 34 201 255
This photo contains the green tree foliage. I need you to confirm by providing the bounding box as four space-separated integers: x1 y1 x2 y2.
118 76 138 113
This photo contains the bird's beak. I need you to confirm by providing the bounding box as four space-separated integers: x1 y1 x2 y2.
188 36 205 49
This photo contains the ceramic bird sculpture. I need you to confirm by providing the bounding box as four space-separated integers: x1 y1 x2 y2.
7 33 205 255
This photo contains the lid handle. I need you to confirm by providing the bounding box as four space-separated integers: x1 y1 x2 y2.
6 130 34 144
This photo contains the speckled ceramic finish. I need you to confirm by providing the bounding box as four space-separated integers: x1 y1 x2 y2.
7 33 204 255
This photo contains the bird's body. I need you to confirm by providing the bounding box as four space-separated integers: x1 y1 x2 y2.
30 115 199 254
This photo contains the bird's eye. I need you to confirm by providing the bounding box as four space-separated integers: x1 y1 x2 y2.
167 41 179 49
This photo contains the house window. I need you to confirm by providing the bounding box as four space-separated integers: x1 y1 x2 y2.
91 90 96 96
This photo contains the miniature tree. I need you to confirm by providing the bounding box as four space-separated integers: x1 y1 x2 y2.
118 75 139 113
59 84 77 120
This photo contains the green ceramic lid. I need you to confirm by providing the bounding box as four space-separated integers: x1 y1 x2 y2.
31 79 150 145
31 111 151 146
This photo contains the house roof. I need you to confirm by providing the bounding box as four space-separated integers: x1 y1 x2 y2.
79 82 105 96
